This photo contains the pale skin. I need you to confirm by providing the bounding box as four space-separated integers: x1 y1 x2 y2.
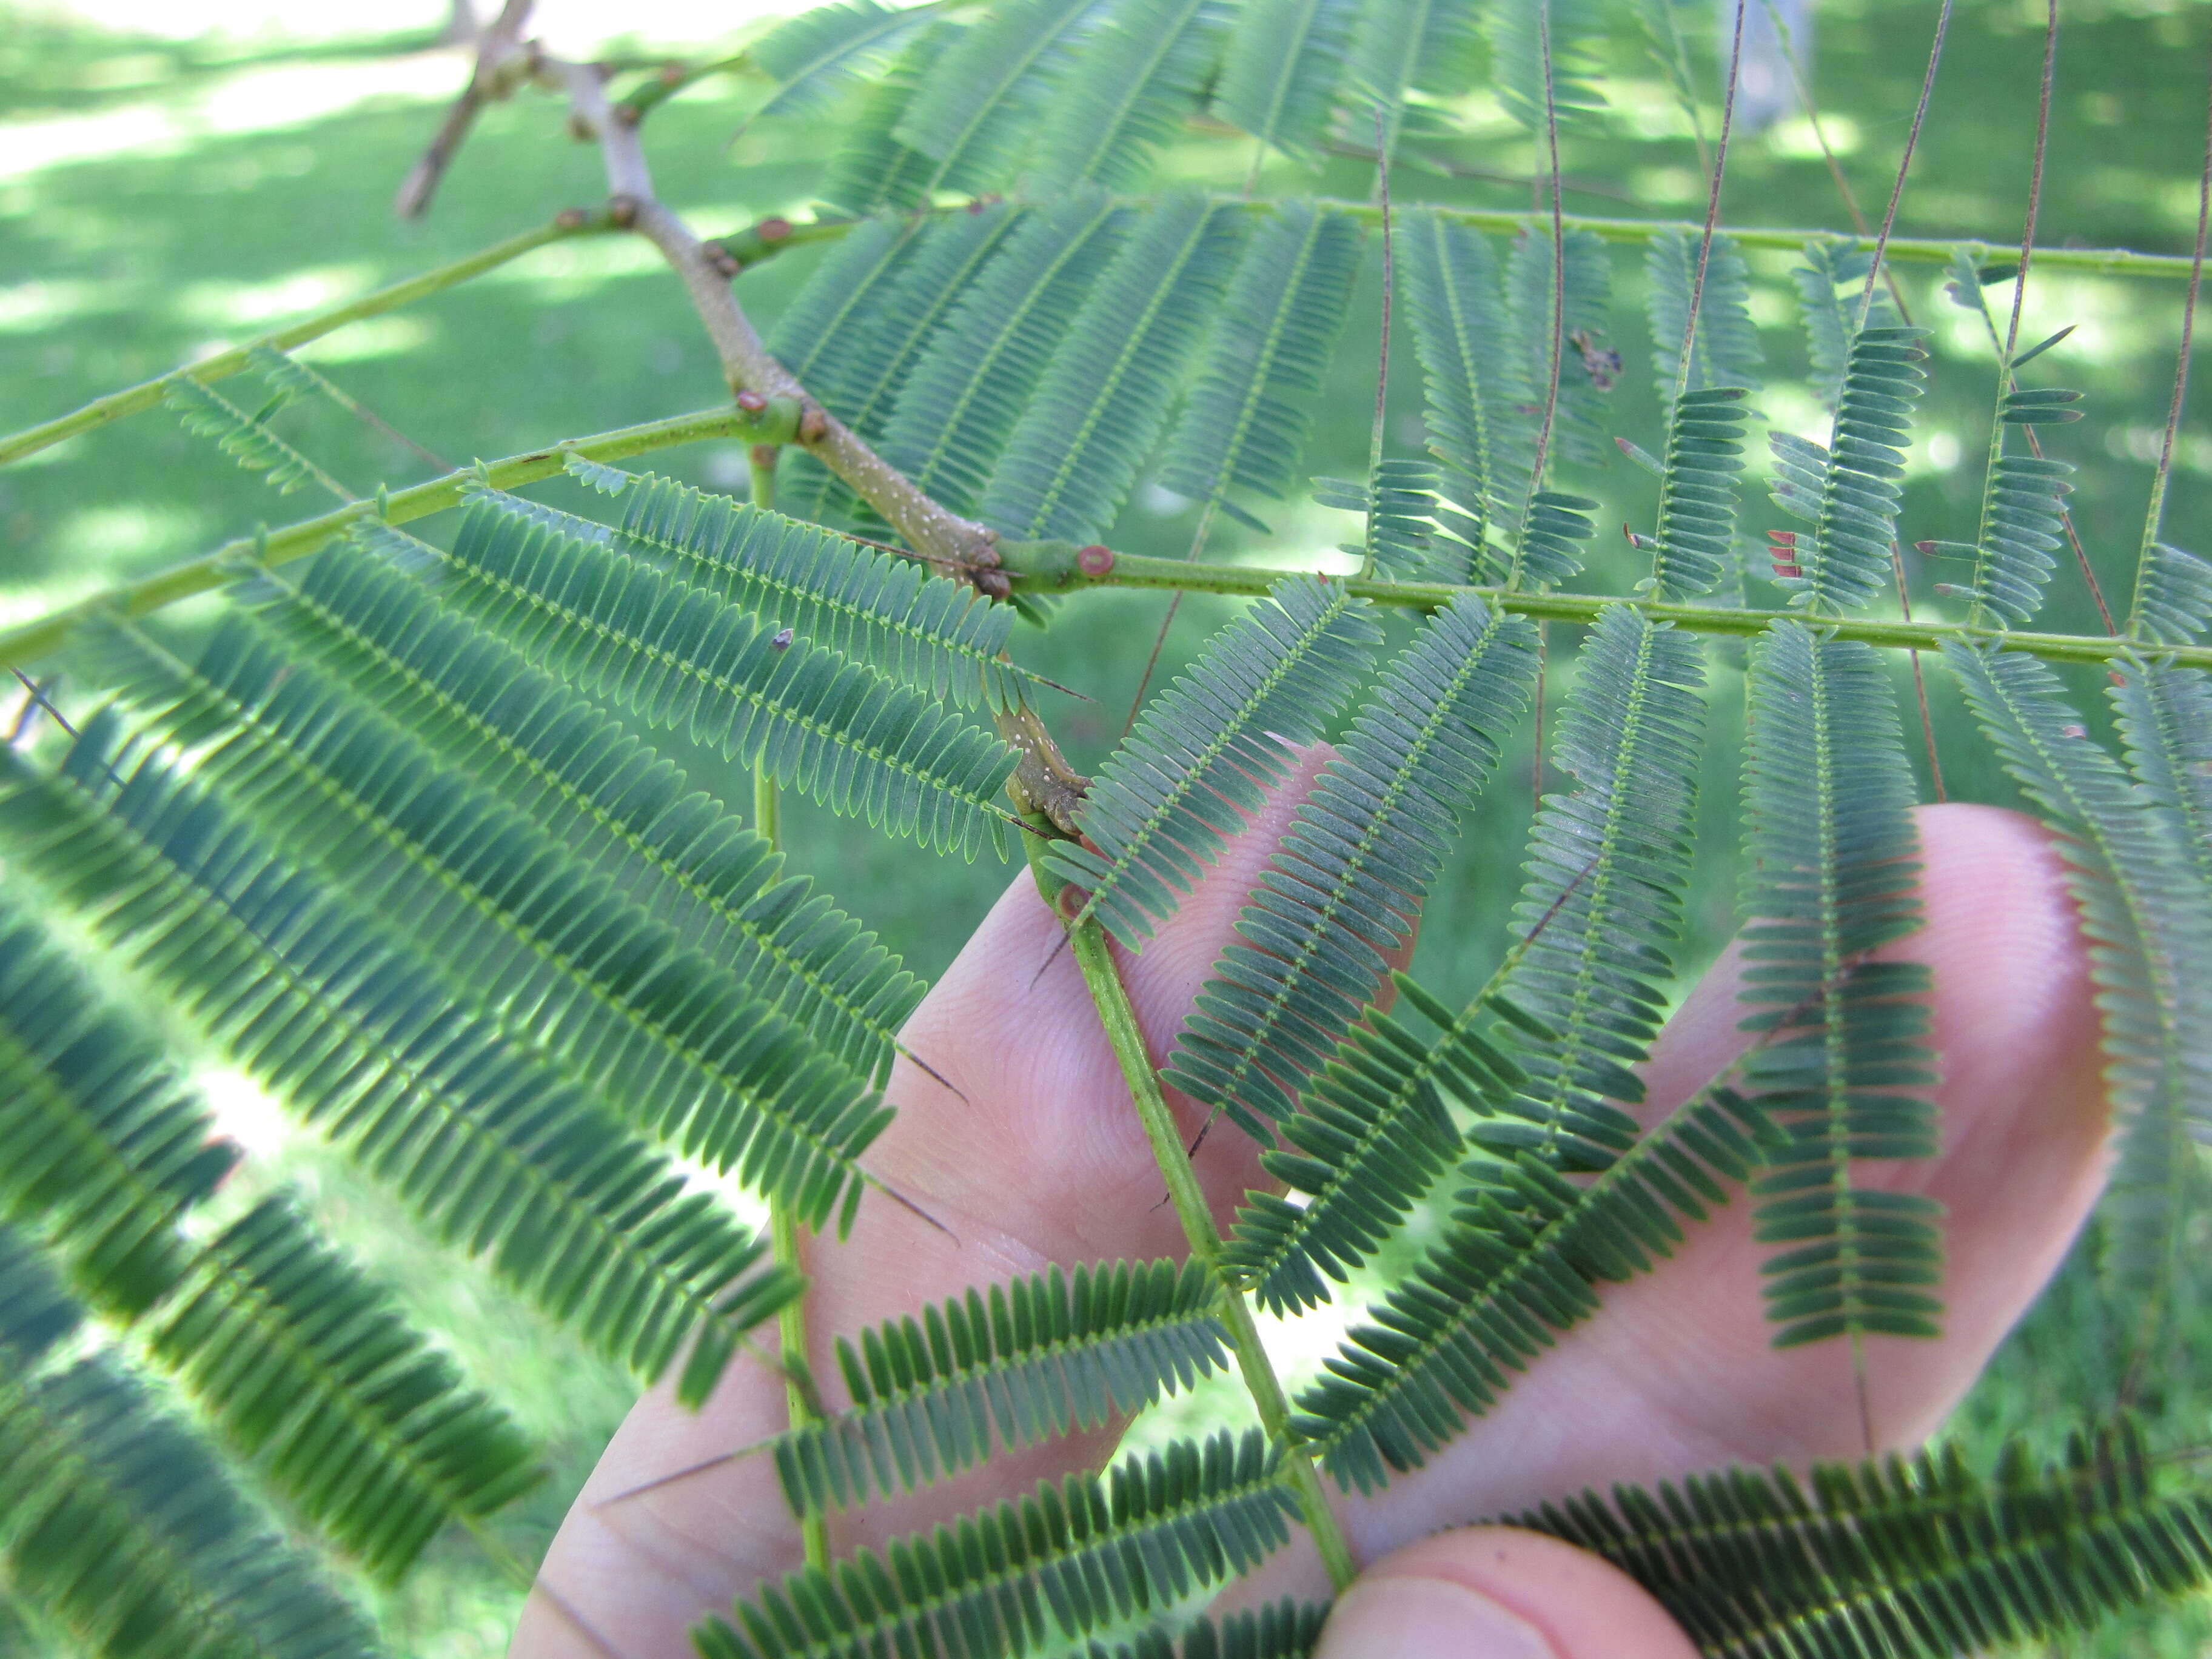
512 750 2110 1659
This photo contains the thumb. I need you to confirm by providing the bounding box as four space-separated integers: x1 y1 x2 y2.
1312 1529 1701 1658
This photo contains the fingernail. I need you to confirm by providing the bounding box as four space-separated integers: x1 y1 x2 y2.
1316 1576 1559 1658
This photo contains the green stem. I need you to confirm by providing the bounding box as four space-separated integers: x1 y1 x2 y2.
0 210 617 469
769 1198 828 1569
736 390 819 1550
1024 831 1359 1595
0 399 802 671
1001 548 2212 671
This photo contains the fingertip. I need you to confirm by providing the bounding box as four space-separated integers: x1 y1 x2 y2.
1314 1529 1700 1659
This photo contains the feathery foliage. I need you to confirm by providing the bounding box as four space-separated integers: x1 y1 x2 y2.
0 903 235 1319
432 501 1016 857
1080 1601 1330 1659
1646 229 1763 404
879 190 1131 516
1027 0 1232 192
1158 201 1363 526
0 1222 378 1659
695 1430 1298 1659
571 475 1030 708
1948 640 2212 1315
1396 209 1532 554
1637 389 1751 601
1792 241 1905 411
1768 325 1929 614
0 720 800 1403
1920 384 2080 629
1740 623 1942 1347
745 0 942 126
74 611 895 1226
892 0 1102 193
1045 575 1382 946
1310 458 1444 578
1487 0 1609 133
980 194 1241 541
1492 605 1708 1170
147 1197 541 1581
1507 227 1616 471
774 205 1025 525
1341 0 1486 163
164 378 344 500
1165 595 1537 1137
1295 1087 1781 1492
1221 974 1535 1314
227 542 921 1084
1520 1420 2212 1658
2133 541 2212 648
814 22 959 215
770 1259 1230 1514
1212 0 1358 158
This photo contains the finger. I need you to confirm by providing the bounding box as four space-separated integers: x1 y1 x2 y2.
512 748 1341 1659
1312 1530 1701 1659
1245 802 2108 1592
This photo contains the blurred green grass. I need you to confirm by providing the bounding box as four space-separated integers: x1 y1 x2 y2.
4 0 2212 1651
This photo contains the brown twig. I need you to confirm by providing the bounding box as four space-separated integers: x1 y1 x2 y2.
396 0 540 220
540 52 1091 830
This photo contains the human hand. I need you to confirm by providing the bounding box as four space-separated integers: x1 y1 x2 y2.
510 751 2107 1659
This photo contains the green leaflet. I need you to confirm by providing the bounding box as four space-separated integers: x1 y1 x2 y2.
79 612 893 1230
982 195 1242 542
1518 1421 2212 1659
1221 977 1530 1315
1395 208 1533 556
1768 324 1930 615
1165 595 1537 1138
147 1196 541 1581
1645 228 1763 404
894 0 1104 193
1641 387 1750 602
1507 226 1616 473
745 0 940 126
1212 0 1358 156
879 190 1132 517
1792 239 1904 413
1027 0 1234 192
0 902 235 1319
1079 1601 1330 1659
471 480 1033 709
2132 541 2212 648
0 907 538 1581
1741 623 1942 1348
816 22 958 215
1294 1088 1780 1492
164 377 345 501
0 1238 380 1659
1312 459 1443 578
0 721 799 1404
229 541 921 1085
1047 574 1382 948
775 205 1026 527
1937 379 2082 630
1950 642 2212 1326
769 215 920 410
435 500 1017 859
697 1430 1296 1659
1491 605 1708 1168
1486 0 1609 134
1341 0 1484 166
1159 201 1363 523
770 1259 1229 1514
